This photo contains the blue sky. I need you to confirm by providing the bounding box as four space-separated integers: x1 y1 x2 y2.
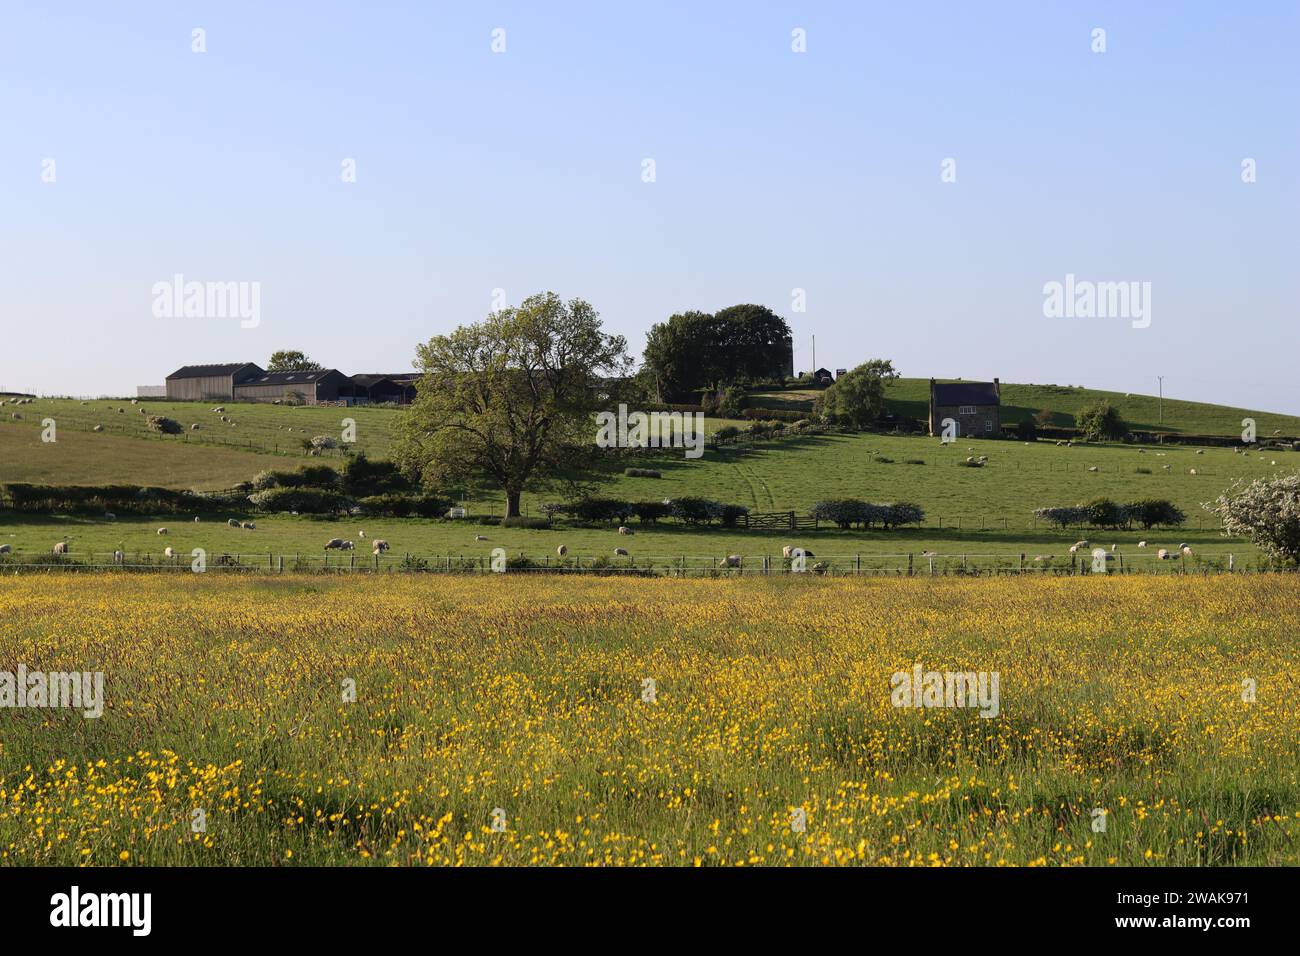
2 1 1297 412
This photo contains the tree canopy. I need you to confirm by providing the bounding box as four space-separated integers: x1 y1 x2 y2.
267 350 322 372
642 304 791 400
394 292 631 517
1076 400 1128 441
814 359 899 428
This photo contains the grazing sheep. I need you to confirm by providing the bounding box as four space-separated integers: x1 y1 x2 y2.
1177 543 1188 551
1196 449 1204 455
614 547 629 556
104 512 116 520
556 545 568 557
1137 541 1147 548
372 540 390 554
53 541 68 554
1189 468 1197 475
1110 544 1117 552
92 424 103 432
618 526 633 535
242 522 255 530
227 518 241 528
164 547 175 558
1157 548 1170 560
324 538 345 550
474 534 487 541
191 423 200 430
156 527 168 536
1181 545 1193 556
341 541 354 551
1032 554 1051 562
719 554 742 569
117 408 124 413
1087 466 1098 472
213 406 225 413
10 412 20 420
0 544 11 555
112 550 123 563
358 530 366 539
1074 540 1089 549
1068 544 1080 554
921 550 937 557
194 516 201 522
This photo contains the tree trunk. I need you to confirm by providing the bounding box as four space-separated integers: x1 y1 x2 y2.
506 489 522 518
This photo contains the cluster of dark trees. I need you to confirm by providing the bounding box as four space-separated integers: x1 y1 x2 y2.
641 304 792 401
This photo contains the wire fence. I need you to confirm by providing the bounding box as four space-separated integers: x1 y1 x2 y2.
0 549 1280 576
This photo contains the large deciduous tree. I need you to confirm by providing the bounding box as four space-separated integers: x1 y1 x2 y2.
394 292 631 517
643 305 791 400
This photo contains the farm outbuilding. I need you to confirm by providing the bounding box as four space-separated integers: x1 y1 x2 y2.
232 369 352 405
165 363 264 401
929 378 1001 437
348 374 419 406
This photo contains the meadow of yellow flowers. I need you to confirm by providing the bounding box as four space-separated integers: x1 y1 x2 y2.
1 573 1297 866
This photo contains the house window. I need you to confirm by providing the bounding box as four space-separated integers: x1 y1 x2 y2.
984 420 993 432
959 405 977 415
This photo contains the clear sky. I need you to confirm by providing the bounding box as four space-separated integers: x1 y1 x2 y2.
2 1 1297 411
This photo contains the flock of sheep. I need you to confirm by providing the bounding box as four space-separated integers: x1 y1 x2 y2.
1028 539 1195 563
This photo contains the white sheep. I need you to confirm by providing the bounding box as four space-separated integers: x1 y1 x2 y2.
164 547 175 558
228 518 241 528
92 424 103 432
1157 548 1170 560
1189 468 1197 475
157 527 168 536
324 538 345 550
53 541 68 554
341 541 354 551
242 522 255 530
1137 540 1147 548
1181 545 1193 556
618 526 633 535
719 554 742 569
112 550 124 563
474 534 488 541
0 544 11 555
614 547 629 556
372 540 390 554
556 545 568 557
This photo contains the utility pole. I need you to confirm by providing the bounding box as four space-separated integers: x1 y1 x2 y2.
1157 376 1164 425
811 334 816 373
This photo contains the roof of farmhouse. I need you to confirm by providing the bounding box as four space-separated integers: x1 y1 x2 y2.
931 380 1000 406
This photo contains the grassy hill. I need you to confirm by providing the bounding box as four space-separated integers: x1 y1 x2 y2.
749 378 1300 438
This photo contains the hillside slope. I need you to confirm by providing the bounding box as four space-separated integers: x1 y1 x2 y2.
750 379 1300 437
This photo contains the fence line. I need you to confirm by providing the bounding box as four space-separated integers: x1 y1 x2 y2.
0 549 1273 576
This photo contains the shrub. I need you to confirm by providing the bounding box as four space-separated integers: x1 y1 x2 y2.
716 385 748 418
251 465 341 490
1135 467 1152 475
309 435 338 450
714 425 740 443
356 493 452 518
147 415 182 435
1085 498 1129 529
1016 418 1038 442
538 502 570 518
573 497 633 523
882 502 925 528
633 501 671 524
720 504 750 527
810 499 870 529
1207 474 1300 563
670 497 723 525
903 459 925 465
342 453 410 496
1076 400 1128 441
1033 506 1088 529
1126 498 1186 529
248 487 349 514
624 467 662 478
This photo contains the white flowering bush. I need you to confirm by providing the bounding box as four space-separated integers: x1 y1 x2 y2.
1206 473 1300 564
